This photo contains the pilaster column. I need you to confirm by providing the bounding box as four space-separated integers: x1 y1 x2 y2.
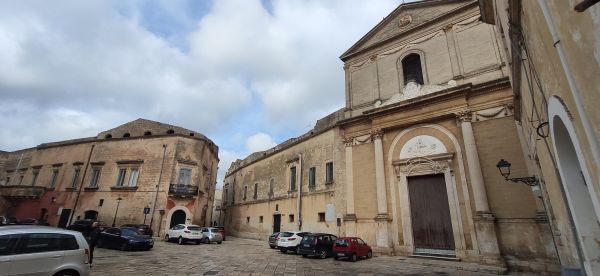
343 136 357 236
457 109 490 213
456 109 505 267
371 128 390 250
443 24 463 78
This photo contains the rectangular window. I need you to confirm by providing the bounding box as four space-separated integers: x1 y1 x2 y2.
178 168 191 185
127 169 139 187
31 171 39 186
325 162 334 183
309 167 316 187
290 166 297 191
269 179 274 197
71 168 81 188
259 216 263 223
253 183 258 200
243 186 247 201
225 188 229 204
98 199 104 206
289 214 295 223
49 169 59 188
318 212 326 222
89 168 101 188
18 175 24 185
116 168 126 187
246 217 250 223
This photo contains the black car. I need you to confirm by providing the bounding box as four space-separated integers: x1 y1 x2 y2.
0 216 18 226
121 224 154 236
97 227 154 251
298 233 337 259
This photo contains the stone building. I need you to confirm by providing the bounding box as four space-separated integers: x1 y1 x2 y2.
222 0 559 272
212 189 222 226
0 118 218 237
479 1 600 274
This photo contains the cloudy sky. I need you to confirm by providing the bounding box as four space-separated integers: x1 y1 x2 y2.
0 0 402 185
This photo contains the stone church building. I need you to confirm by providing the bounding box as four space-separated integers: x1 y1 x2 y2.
222 0 558 272
0 119 219 237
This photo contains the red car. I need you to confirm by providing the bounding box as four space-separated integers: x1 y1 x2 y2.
333 237 372 262
216 226 226 241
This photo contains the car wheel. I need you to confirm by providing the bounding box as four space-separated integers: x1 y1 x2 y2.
295 247 301 255
96 240 104 248
334 256 339 260
217 241 222 244
351 253 357 262
367 251 372 259
319 250 327 259
178 237 185 245
280 249 287 253
53 269 78 276
302 254 307 258
203 237 209 244
164 235 170 242
269 245 275 249
120 243 128 251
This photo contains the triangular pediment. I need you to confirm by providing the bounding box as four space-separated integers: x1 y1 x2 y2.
341 0 474 61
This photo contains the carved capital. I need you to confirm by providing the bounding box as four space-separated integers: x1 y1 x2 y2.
443 24 454 32
455 109 473 122
343 64 350 70
369 55 378 61
342 136 354 147
370 129 384 140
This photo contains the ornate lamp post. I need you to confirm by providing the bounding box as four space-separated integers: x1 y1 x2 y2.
496 159 539 186
112 197 123 227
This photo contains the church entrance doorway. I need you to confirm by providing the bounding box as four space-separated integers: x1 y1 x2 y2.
408 173 455 256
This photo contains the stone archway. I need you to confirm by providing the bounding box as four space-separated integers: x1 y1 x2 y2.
170 210 186 228
549 97 600 273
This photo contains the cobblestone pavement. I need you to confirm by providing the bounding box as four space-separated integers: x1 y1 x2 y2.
90 237 533 276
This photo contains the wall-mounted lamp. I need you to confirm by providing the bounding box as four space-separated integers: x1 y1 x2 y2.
496 159 539 186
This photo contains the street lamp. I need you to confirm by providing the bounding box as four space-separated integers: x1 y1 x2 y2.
112 197 123 227
495 159 539 186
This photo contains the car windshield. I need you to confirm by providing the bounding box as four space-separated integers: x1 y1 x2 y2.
303 236 316 243
121 229 141 236
270 232 279 237
280 232 294 237
209 228 219 233
335 239 349 247
187 226 201 231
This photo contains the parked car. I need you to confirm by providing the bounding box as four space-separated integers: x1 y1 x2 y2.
277 231 309 254
121 224 153 236
333 237 372 262
298 233 337 259
164 224 203 245
216 226 226 240
0 225 91 276
97 227 154 251
66 219 104 236
18 218 50 226
201 227 223 244
0 216 18 226
268 232 281 249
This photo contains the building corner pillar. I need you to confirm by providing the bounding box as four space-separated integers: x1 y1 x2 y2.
371 129 390 250
344 136 357 237
456 110 505 267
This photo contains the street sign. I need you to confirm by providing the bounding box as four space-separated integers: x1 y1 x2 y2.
143 207 150 214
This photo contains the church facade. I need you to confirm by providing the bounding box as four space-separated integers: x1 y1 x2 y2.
222 0 558 272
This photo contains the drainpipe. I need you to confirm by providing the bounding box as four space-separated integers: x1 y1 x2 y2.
537 0 600 173
150 144 166 236
69 144 95 225
297 154 303 231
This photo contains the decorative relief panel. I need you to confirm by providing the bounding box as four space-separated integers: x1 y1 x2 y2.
399 135 448 159
474 104 514 122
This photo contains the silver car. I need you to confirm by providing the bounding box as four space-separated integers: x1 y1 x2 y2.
0 225 91 276
201 227 223 244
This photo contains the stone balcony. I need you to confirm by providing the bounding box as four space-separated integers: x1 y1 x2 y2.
169 184 199 198
0 185 47 199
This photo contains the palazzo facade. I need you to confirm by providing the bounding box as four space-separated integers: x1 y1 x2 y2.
223 0 559 272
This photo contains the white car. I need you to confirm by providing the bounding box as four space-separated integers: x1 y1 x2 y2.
164 224 203 245
0 225 90 276
277 231 309 254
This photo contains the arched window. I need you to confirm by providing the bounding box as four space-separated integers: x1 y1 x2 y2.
402 53 424 85
123 133 131 138
144 131 152 136
104 134 112 139
166 129 175 134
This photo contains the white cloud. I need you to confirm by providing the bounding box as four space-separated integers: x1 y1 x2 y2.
245 132 277 153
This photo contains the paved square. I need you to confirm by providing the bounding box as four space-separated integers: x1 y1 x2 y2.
90 237 533 275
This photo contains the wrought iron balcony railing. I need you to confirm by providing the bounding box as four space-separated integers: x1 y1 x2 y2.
169 184 199 197
0 185 47 199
